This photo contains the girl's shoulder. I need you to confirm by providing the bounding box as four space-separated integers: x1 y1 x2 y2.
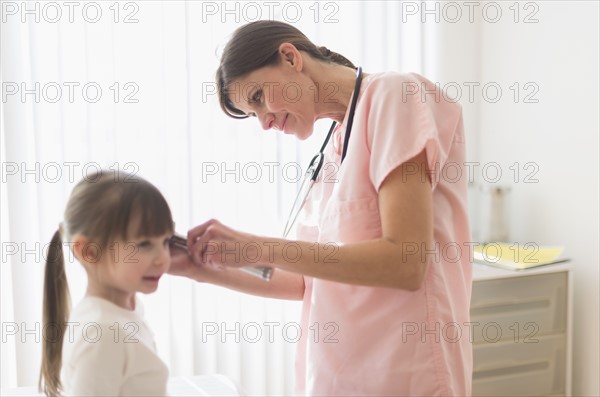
64 295 154 353
69 295 143 327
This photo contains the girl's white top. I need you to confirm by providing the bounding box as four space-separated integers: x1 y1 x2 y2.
61 296 169 396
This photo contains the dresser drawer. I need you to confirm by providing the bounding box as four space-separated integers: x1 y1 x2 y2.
470 272 567 343
472 333 566 396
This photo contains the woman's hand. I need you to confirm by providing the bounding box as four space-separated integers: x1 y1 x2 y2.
168 244 228 282
168 220 304 300
167 244 202 279
187 219 270 270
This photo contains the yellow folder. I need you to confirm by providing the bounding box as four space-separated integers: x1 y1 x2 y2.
473 243 567 270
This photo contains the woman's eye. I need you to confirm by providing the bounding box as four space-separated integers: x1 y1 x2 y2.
251 90 262 103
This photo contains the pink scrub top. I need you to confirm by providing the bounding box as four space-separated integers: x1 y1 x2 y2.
295 72 472 396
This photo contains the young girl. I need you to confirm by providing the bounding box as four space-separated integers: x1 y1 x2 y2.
39 170 174 396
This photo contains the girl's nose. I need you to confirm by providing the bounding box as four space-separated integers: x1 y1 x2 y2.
156 245 171 270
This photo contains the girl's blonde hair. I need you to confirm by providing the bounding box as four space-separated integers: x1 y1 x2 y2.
39 170 174 396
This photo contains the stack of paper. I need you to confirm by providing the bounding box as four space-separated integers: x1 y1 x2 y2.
473 243 568 270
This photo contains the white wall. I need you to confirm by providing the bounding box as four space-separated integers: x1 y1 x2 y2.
477 2 599 395
424 1 599 394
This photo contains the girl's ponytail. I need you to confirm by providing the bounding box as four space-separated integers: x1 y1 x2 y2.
39 229 70 397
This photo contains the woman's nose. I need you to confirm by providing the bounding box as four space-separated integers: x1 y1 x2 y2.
258 112 274 130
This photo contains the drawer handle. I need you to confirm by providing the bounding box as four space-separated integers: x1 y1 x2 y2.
471 299 549 316
473 361 549 380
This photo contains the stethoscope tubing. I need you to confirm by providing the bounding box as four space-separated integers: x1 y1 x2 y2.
246 66 363 281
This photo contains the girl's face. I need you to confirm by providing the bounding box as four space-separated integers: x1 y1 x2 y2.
85 230 172 307
229 62 318 140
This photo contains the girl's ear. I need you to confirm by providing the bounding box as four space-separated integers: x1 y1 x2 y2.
71 234 102 265
278 42 303 71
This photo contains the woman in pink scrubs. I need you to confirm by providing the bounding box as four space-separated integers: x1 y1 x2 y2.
171 20 472 396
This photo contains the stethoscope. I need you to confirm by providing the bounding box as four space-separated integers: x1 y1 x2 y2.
282 66 364 240
246 66 362 281
247 67 364 281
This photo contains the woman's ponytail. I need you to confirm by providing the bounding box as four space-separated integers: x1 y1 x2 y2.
39 229 70 397
317 46 356 69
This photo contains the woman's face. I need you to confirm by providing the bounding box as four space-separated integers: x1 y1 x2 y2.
229 61 318 140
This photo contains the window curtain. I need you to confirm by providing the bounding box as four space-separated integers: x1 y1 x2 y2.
1 1 421 395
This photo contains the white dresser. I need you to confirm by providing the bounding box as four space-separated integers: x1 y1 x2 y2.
471 262 573 396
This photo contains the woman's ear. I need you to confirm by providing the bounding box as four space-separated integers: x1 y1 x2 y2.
71 234 103 265
278 43 303 71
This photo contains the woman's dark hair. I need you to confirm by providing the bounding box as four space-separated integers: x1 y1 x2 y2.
216 20 356 119
39 170 174 396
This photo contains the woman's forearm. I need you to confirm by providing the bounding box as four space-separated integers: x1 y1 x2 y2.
261 237 428 291
195 266 305 300
169 242 304 300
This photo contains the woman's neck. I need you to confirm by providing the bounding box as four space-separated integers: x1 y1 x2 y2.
306 60 361 123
